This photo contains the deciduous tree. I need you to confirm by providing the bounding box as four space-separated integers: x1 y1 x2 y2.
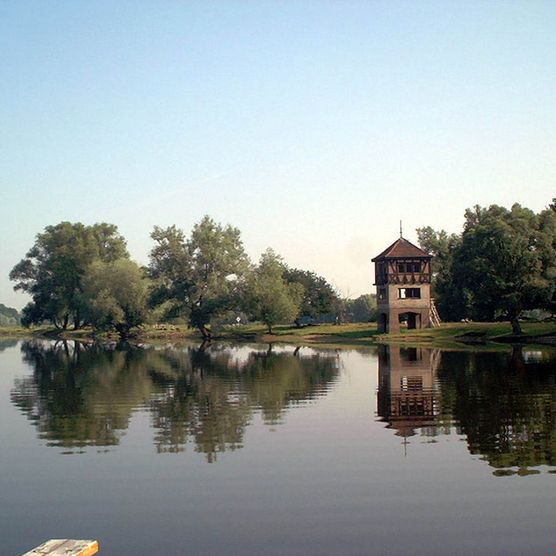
247 249 303 334
82 259 150 338
10 222 128 329
283 268 337 326
149 216 251 339
454 204 552 334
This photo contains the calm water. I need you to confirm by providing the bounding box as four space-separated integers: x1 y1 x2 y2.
1 339 556 555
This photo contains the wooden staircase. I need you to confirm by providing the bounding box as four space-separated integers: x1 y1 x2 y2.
429 298 441 328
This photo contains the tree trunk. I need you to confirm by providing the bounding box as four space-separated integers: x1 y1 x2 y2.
267 323 273 334
510 315 522 335
116 324 130 340
198 324 212 341
294 318 301 328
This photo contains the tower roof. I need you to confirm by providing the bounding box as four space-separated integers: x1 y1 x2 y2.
372 237 431 261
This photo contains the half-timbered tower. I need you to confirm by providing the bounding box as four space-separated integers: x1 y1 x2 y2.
372 236 433 333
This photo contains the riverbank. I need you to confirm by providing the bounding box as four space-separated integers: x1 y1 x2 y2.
1 321 556 348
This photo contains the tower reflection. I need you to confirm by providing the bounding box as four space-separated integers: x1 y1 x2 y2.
377 345 439 439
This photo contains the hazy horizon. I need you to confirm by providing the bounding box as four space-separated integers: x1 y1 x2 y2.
2 1 555 310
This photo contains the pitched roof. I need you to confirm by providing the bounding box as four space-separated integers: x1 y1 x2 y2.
372 237 431 261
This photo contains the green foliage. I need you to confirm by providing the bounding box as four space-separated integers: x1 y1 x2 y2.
538 207 556 315
0 303 20 326
417 226 467 321
247 249 304 333
10 222 128 329
149 216 251 339
346 294 377 322
456 204 552 332
82 259 150 337
419 202 556 333
332 294 377 324
283 268 338 325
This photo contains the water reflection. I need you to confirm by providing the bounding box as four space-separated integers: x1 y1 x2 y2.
0 338 18 352
376 345 439 440
11 340 340 460
378 344 556 474
436 346 556 475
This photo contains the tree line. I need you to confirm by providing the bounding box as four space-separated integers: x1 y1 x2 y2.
0 303 20 326
9 217 376 338
12 199 552 338
417 200 556 334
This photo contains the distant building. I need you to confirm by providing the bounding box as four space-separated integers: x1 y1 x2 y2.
372 236 434 333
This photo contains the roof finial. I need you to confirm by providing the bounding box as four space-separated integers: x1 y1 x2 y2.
400 220 403 239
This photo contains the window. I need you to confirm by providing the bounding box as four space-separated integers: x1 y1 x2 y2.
399 288 421 299
397 262 421 273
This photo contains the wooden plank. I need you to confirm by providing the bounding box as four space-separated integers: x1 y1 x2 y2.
22 539 99 556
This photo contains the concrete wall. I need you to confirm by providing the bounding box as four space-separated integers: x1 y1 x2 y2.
377 283 431 333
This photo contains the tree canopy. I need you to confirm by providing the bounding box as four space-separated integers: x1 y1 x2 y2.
149 216 251 339
10 222 128 329
247 249 303 334
0 303 20 327
82 259 150 338
418 202 556 333
283 268 337 326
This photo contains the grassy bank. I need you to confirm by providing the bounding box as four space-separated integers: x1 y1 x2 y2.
221 321 556 348
375 321 556 348
2 321 556 348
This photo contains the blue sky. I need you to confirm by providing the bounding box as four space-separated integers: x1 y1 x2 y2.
1 1 555 308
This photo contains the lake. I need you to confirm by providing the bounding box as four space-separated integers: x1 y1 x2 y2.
1 338 555 555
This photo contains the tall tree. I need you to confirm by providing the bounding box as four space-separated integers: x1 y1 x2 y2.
538 207 556 316
82 259 150 338
454 204 552 334
10 222 128 329
149 216 251 339
283 268 338 326
247 249 303 334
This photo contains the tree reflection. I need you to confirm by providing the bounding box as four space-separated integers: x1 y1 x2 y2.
11 341 339 460
378 345 556 474
0 338 18 352
436 347 556 473
150 344 339 460
12 340 155 449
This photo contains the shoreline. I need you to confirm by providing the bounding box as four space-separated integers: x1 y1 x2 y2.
2 322 556 350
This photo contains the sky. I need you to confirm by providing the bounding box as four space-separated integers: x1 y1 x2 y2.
1 1 555 309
